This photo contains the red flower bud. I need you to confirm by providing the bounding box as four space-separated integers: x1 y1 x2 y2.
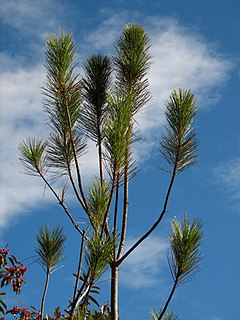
5 266 15 272
0 249 10 255
20 266 28 274
8 305 19 314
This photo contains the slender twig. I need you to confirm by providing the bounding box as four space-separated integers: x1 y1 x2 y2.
113 175 120 241
62 121 88 213
117 165 129 260
158 274 180 319
38 170 83 236
69 268 90 318
40 269 50 320
62 87 89 211
74 284 91 309
100 171 116 238
67 165 87 212
118 165 177 265
67 164 95 228
97 128 104 185
73 229 86 302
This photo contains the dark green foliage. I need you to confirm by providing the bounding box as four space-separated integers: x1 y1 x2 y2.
87 178 110 230
114 24 151 114
85 233 115 282
81 55 112 142
160 89 198 174
19 138 47 175
104 92 133 176
36 224 66 273
43 33 86 176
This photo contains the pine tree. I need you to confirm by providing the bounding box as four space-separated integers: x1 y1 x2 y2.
19 25 202 320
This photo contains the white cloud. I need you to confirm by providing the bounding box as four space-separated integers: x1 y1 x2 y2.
0 0 63 39
0 64 48 228
82 14 232 162
120 236 168 288
0 9 233 229
148 18 230 102
213 157 240 211
214 157 240 187
135 17 231 161
0 63 101 228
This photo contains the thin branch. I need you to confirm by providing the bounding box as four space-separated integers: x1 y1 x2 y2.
158 274 180 320
40 269 50 320
67 165 95 228
38 170 83 236
100 172 116 239
118 165 177 265
117 165 129 260
113 174 120 241
97 127 104 185
69 269 91 317
75 284 91 309
73 229 86 302
67 163 87 211
62 88 89 211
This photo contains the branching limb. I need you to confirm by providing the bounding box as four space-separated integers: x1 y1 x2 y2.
19 137 84 236
118 166 177 265
118 89 198 265
39 171 84 236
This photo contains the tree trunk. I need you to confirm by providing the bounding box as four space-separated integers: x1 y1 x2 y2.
111 264 119 320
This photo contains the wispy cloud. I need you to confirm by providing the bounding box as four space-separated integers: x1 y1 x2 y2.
120 236 169 288
0 7 233 229
213 157 240 212
82 13 232 161
1 0 64 39
0 64 48 228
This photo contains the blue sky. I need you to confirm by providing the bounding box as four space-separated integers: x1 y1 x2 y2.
0 0 240 319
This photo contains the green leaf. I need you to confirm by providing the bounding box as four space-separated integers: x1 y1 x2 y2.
81 54 112 143
104 91 135 176
167 214 203 286
114 23 151 114
35 224 66 272
42 32 86 176
19 138 47 175
87 177 110 230
150 308 179 320
88 295 100 307
85 233 116 281
160 89 198 174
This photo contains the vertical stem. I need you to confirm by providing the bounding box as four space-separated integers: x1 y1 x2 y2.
100 172 116 239
111 264 119 320
98 135 104 185
40 269 50 320
117 166 129 260
73 230 86 302
63 88 88 209
69 269 91 317
113 175 120 240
